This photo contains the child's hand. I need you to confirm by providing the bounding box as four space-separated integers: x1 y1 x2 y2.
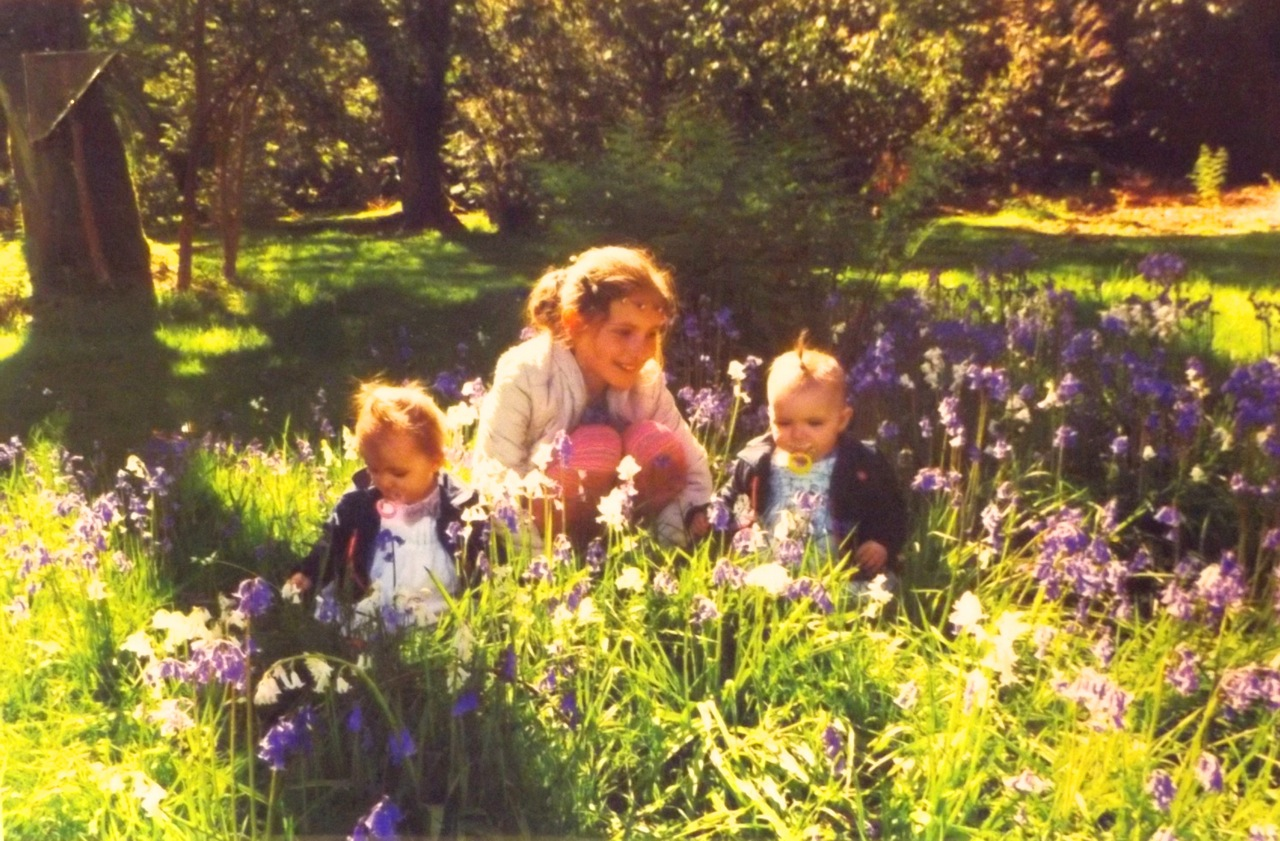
853 541 889 576
287 572 313 594
687 509 710 540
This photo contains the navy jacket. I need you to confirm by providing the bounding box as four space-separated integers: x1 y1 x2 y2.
296 468 488 597
714 432 909 575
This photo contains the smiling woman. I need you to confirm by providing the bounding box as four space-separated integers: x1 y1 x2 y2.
473 246 713 546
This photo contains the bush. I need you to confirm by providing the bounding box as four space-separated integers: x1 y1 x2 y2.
536 106 870 351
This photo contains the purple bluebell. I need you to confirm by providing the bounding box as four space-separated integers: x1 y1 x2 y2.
1146 769 1175 812
1194 752 1223 793
235 577 274 618
1137 252 1187 284
387 727 416 766
652 570 678 597
585 538 606 572
188 639 248 690
1195 551 1245 620
773 538 804 569
910 468 959 494
350 796 403 841
708 498 733 532
560 690 581 729
678 386 733 430
1219 664 1280 715
551 430 573 469
822 724 847 775
1053 667 1131 731
345 702 364 734
498 645 517 683
258 707 314 771
1052 425 1077 450
712 557 745 589
452 689 479 717
524 556 551 584
1164 645 1200 696
784 578 833 614
1092 633 1115 669
690 595 721 627
938 396 965 447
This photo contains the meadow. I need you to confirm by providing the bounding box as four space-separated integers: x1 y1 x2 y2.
1 209 1279 840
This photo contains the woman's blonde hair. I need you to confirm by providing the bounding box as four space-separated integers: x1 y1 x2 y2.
766 331 847 401
352 379 448 461
525 246 677 338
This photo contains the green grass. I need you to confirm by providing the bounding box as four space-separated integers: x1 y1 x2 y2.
1 208 1278 461
0 219 543 462
899 217 1280 360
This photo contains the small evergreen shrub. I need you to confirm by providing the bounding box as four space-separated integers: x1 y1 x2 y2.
1192 144 1228 203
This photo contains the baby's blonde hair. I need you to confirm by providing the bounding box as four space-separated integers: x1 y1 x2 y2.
766 332 847 403
352 380 448 462
525 245 677 338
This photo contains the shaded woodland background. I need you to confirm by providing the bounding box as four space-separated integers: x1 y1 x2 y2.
1 0 1278 338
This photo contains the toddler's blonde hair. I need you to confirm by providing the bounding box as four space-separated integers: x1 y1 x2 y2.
352 380 448 462
766 332 847 402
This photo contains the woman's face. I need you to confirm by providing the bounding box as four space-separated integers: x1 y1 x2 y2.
569 290 669 397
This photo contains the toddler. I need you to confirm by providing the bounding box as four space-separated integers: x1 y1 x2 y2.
289 380 485 627
713 335 907 579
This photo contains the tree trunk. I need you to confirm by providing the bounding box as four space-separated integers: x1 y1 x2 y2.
0 0 152 301
337 0 463 235
175 0 209 291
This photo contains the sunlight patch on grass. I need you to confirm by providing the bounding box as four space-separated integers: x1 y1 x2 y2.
173 358 207 377
0 329 26 362
156 324 271 357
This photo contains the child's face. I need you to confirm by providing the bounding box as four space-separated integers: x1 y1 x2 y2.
362 429 441 505
569 290 668 396
768 380 852 462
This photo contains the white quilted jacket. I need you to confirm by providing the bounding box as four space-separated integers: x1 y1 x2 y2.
475 332 712 545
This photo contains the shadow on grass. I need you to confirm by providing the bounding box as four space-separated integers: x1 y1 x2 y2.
0 227 538 465
0 296 177 468
908 222 1280 288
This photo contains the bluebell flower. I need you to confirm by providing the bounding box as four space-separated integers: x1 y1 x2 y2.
712 557 745 589
585 538 606 572
690 594 722 629
235 577 274 618
1052 425 1077 450
784 577 833 614
708 499 733 532
559 690 581 729
350 795 403 841
822 723 847 775
1146 769 1175 812
258 707 314 771
387 728 416 766
452 689 479 717
345 702 364 734
1137 252 1187 284
1053 667 1131 731
1164 645 1200 696
1194 752 1223 793
498 645 517 683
